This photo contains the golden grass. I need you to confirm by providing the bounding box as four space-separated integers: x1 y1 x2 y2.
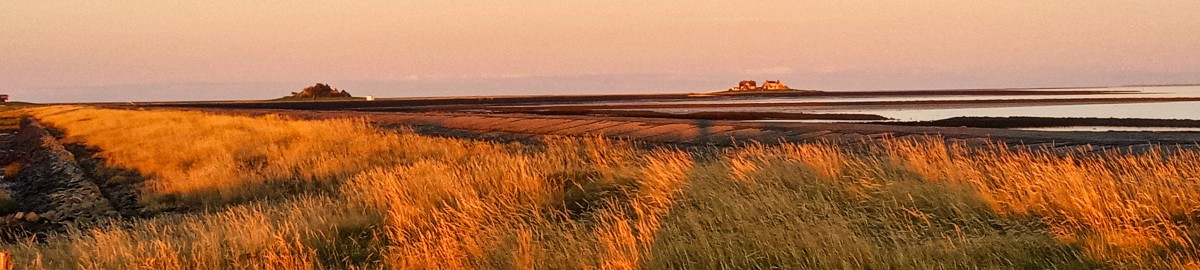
885 140 1200 267
3 163 18 179
2 105 1198 269
23 106 500 208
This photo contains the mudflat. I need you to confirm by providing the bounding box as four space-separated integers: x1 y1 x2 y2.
136 89 1198 151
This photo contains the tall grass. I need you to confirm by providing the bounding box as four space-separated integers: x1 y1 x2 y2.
3 105 1198 269
886 139 1200 267
24 106 499 208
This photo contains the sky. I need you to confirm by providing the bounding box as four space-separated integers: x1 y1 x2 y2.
2 1 1199 103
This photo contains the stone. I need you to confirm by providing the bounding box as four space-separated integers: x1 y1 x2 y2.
41 210 58 221
13 212 23 220
24 212 39 222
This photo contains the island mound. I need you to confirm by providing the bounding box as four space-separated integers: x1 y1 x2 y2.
274 83 363 101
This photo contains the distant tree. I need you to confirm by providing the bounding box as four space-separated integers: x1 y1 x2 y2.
291 83 352 98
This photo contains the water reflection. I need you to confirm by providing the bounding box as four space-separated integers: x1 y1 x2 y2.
653 86 1200 122
1015 126 1200 132
839 101 1200 121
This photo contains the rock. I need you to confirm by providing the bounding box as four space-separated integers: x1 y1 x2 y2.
41 210 58 221
24 212 39 222
13 212 24 220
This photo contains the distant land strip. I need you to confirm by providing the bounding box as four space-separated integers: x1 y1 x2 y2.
137 89 1138 110
478 97 1200 111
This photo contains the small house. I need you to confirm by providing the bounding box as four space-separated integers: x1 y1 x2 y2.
733 80 758 91
730 80 791 91
762 80 789 90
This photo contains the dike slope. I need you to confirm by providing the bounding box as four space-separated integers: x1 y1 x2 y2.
1 118 120 235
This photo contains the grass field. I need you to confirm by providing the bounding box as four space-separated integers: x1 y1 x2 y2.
2 105 1198 269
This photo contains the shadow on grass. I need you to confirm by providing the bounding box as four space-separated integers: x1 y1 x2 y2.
644 149 1105 269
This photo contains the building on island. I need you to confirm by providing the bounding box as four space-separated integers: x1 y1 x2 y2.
762 80 789 90
735 80 758 91
729 80 790 91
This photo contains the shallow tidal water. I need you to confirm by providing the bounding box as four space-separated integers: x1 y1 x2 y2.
685 86 1200 129
1015 126 1200 132
840 100 1200 121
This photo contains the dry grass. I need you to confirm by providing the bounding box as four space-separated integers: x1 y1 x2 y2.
2 105 1198 269
885 140 1200 267
3 163 18 179
23 106 499 209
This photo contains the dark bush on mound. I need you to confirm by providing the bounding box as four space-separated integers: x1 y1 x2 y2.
290 83 352 98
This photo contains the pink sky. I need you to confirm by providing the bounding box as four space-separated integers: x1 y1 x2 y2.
3 1 1199 102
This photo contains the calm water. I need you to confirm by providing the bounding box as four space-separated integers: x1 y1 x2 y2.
831 86 1200 121
586 86 1200 106
1016 126 1200 132
834 101 1200 121
647 86 1200 123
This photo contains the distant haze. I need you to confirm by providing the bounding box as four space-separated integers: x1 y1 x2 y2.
3 1 1199 103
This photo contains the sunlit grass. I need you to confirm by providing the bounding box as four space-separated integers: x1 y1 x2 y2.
23 106 499 209
2 105 1198 269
